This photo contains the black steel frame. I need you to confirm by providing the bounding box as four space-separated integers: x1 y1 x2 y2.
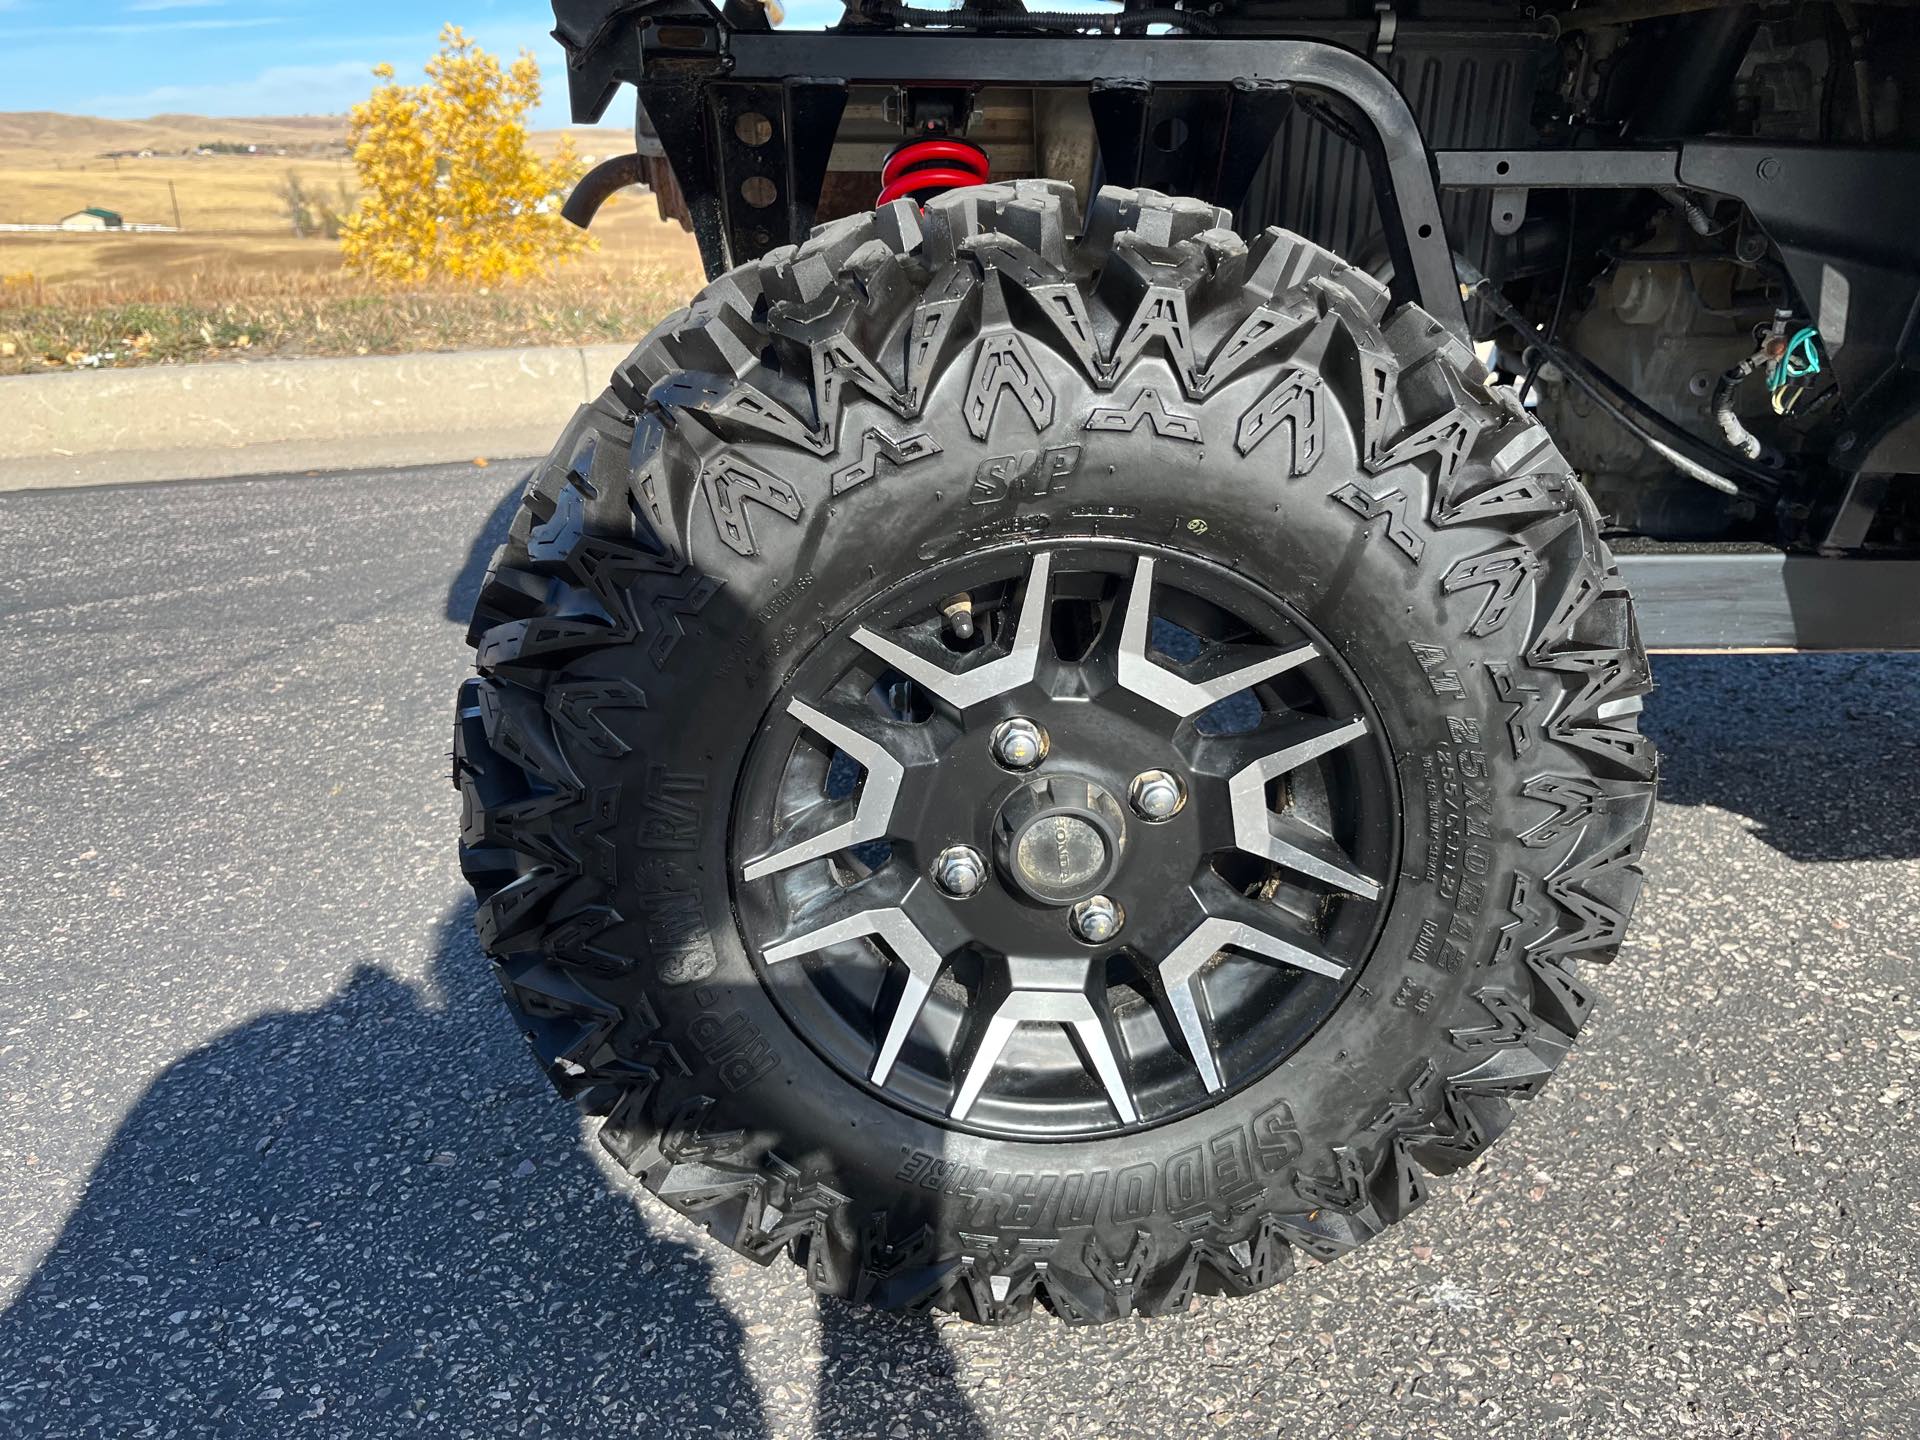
629 26 1472 338
550 1 1920 643
566 5 1920 477
1616 553 1920 652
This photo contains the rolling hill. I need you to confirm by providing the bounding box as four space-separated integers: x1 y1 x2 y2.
0 111 351 160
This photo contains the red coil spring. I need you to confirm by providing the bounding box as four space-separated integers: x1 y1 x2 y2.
877 136 991 208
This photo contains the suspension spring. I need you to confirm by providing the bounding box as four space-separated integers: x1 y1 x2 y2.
877 136 991 208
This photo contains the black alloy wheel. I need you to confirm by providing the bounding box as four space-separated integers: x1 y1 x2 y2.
734 544 1399 1139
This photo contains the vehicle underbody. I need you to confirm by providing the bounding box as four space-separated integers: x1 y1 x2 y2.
552 0 1920 648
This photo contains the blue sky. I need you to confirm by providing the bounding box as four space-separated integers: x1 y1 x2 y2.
0 0 845 132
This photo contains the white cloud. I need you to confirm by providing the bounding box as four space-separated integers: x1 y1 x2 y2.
72 25 634 134
0 16 276 38
83 60 378 118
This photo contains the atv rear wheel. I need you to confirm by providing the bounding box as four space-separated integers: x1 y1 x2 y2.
456 181 1656 1323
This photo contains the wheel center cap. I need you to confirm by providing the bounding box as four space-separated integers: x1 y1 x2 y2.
993 776 1126 906
1016 813 1108 893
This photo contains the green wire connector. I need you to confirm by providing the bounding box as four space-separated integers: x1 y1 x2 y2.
1768 326 1822 392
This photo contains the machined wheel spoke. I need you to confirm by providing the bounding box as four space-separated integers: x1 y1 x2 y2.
1116 556 1316 717
740 698 909 882
736 546 1398 1137
760 860 917 948
1159 901 1348 1093
1257 813 1381 898
871 971 936 1088
761 894 945 1086
851 552 1053 709
950 983 1138 1125
1224 714 1380 897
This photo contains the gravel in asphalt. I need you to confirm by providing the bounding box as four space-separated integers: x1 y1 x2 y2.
1 462 1917 1438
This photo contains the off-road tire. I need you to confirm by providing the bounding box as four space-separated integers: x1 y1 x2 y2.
455 181 1657 1323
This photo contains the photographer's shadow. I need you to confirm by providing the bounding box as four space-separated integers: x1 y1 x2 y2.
0 902 770 1437
0 899 990 1439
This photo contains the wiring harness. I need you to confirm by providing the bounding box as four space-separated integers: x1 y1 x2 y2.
1768 326 1824 415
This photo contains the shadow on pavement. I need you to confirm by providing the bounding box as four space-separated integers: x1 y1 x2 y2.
1646 652 1920 862
0 903 760 1436
0 903 988 1438
446 476 528 623
453 474 989 1436
816 1301 986 1438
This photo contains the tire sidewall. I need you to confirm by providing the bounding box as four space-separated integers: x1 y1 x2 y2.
582 340 1550 1238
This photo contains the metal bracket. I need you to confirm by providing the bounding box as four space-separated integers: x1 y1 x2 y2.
1088 78 1294 219
640 62 730 274
1087 79 1152 195
1371 2 1398 67
1220 80 1298 219
1488 185 1528 237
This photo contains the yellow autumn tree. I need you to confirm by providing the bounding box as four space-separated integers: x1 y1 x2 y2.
342 26 590 284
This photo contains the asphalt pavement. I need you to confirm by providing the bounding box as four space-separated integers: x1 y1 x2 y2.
2 462 1917 1439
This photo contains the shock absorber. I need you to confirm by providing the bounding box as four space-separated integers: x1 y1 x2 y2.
877 136 991 208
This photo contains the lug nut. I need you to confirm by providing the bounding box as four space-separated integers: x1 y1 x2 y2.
932 844 988 898
1129 769 1185 822
990 717 1047 771
1070 895 1124 945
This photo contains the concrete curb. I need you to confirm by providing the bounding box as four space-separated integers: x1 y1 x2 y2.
0 343 634 491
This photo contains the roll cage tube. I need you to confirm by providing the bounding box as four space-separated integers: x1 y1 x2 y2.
561 3 1472 340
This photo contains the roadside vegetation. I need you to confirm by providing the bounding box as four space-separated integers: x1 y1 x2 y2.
343 28 591 283
0 247 698 374
0 29 701 376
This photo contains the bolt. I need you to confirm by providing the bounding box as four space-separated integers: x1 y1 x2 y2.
1756 156 1781 182
990 717 1047 770
1129 769 1185 822
932 845 987 899
1070 895 1124 945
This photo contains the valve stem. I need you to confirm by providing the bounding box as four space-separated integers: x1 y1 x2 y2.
941 592 975 641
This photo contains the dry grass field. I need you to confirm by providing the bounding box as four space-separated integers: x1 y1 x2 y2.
0 111 347 159
0 112 707 375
